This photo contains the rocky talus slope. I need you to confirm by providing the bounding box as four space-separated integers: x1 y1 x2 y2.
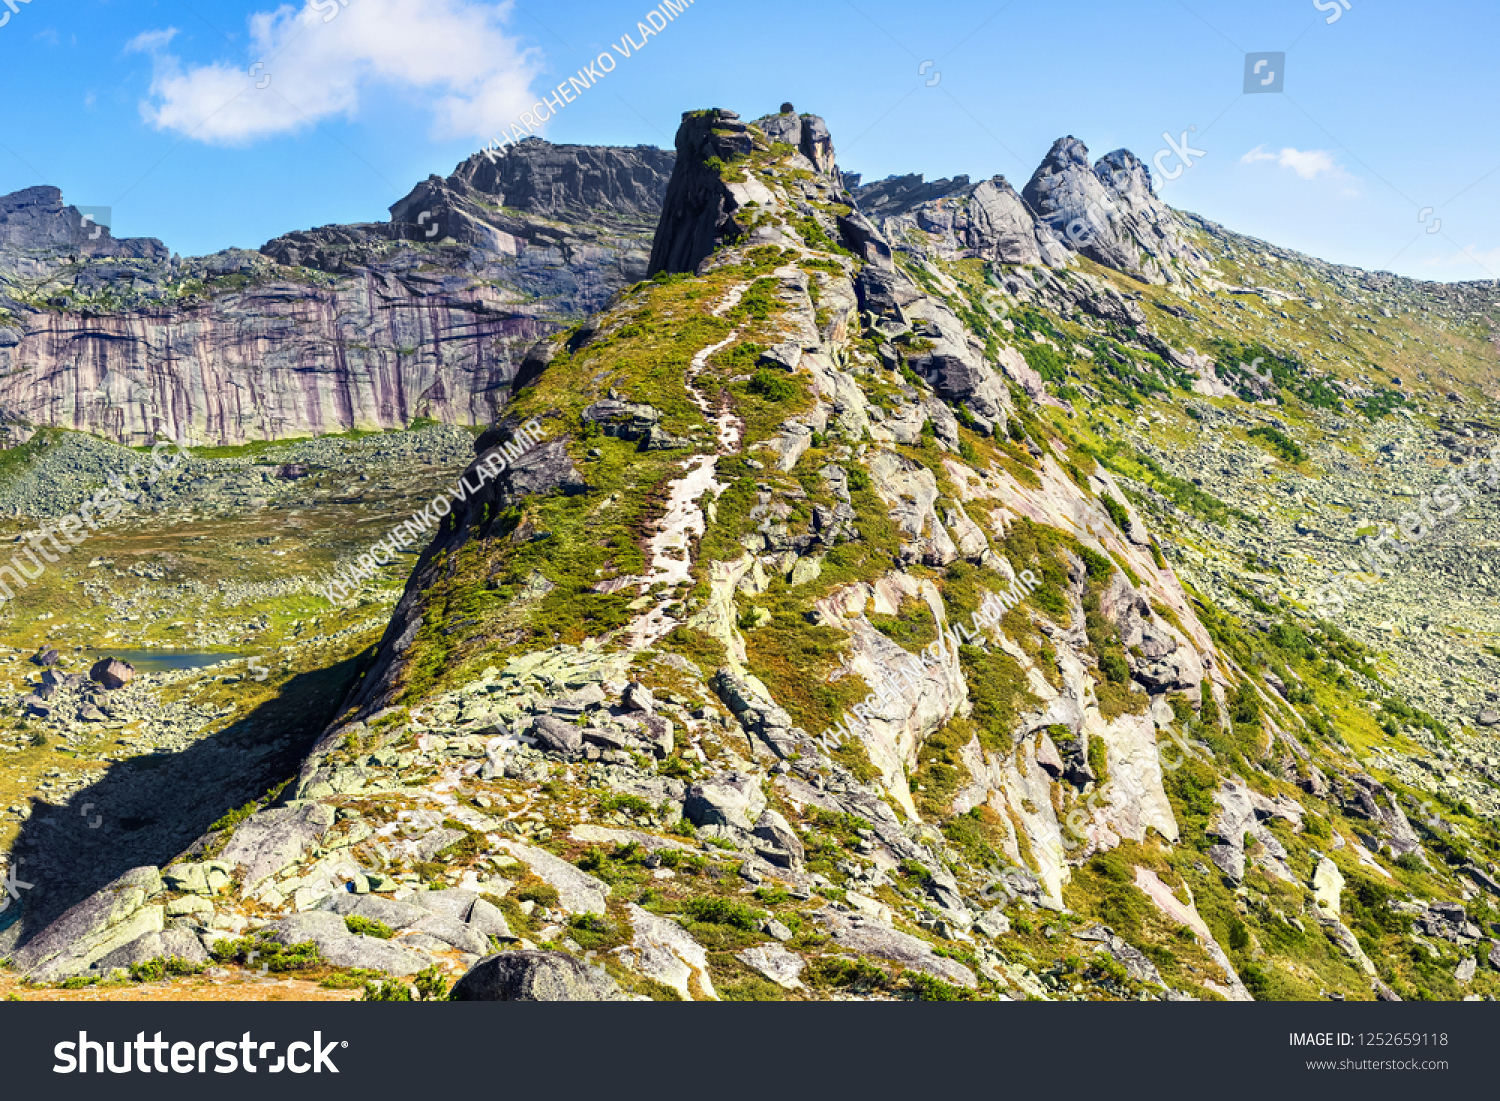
8 105 1500 1003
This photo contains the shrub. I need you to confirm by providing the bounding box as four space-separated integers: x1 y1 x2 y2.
129 956 206 983
361 980 414 1001
903 972 972 1000
567 913 619 950
1098 650 1131 685
1248 425 1305 464
600 793 655 818
748 368 798 403
344 915 395 940
209 935 321 972
684 897 765 930
516 882 561 909
1226 917 1251 952
1101 493 1130 531
413 965 449 1001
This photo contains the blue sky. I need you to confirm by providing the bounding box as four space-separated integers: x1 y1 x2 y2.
0 0 1494 283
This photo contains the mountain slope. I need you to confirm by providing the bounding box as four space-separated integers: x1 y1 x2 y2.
6 105 1500 1004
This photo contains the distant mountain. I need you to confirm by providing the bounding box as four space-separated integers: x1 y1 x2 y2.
0 141 676 448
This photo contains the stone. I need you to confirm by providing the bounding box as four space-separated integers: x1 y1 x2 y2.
612 903 717 1001
412 827 467 862
642 714 675 759
12 867 166 981
568 825 696 853
467 897 515 941
260 911 426 976
752 808 805 868
165 896 215 918
1456 956 1477 983
408 888 482 923
685 773 767 831
92 928 209 974
219 803 335 894
450 950 627 1001
815 907 976 988
736 944 805 989
31 648 60 666
498 839 610 914
973 909 1012 939
327 893 429 929
622 681 656 714
88 657 135 690
530 715 584 755
1207 843 1244 882
404 912 490 956
1310 857 1344 917
163 863 210 897
764 919 794 942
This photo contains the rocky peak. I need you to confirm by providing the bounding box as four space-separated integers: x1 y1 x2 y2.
434 139 675 224
383 139 675 257
0 185 168 265
648 109 757 276
850 173 974 218
1022 136 1204 285
753 106 838 179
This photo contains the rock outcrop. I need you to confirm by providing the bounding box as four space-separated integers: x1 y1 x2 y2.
0 141 675 447
1021 136 1206 284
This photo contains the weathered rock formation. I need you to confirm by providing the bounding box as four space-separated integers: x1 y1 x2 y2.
0 142 675 447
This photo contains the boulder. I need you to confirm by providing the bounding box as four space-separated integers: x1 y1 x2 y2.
327 894 429 929
815 907 976 988
219 802 336 894
612 903 716 1001
497 840 609 915
622 681 656 714
450 951 627 1001
735 944 805 990
260 911 426 976
93 928 209 974
1310 858 1344 917
12 866 165 981
88 657 135 689
404 912 490 956
530 715 583 755
751 808 805 868
31 648 59 666
685 773 767 831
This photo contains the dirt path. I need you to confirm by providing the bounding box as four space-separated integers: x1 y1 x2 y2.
624 286 749 650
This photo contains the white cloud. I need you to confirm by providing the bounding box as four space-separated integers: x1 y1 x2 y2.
129 0 544 147
126 28 180 54
1241 144 1350 181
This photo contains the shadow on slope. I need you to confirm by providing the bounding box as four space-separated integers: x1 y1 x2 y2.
0 652 367 949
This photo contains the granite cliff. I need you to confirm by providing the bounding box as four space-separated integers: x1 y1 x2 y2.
0 142 675 447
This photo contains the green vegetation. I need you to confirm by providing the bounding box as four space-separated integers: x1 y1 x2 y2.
209 935 321 972
1248 425 1306 465
344 915 396 939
